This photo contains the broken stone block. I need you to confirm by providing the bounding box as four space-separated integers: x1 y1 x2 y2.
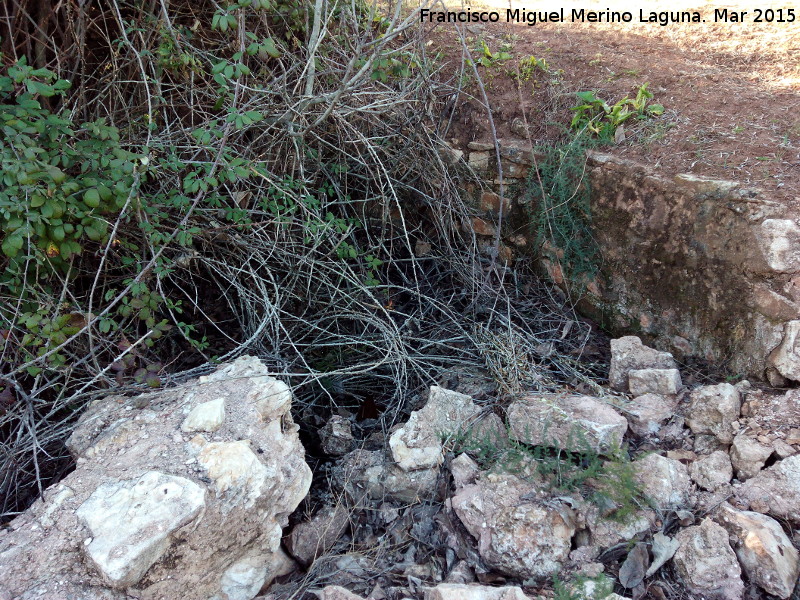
715 503 800 599
625 393 677 436
286 503 350 566
634 454 692 509
627 368 682 396
690 450 733 491
673 518 744 600
729 433 773 481
468 151 490 174
609 337 677 392
337 449 440 504
736 455 800 522
320 415 355 457
451 473 575 580
450 453 480 489
389 386 480 472
507 395 627 454
686 383 741 444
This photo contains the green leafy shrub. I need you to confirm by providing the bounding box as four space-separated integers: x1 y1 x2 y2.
570 83 664 141
0 58 139 271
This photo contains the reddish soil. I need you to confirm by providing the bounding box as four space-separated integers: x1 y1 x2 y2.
428 0 800 205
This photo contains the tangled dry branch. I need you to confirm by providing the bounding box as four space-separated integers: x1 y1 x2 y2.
0 0 601 520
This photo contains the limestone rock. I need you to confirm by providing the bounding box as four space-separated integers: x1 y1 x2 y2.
686 383 741 444
389 386 480 472
451 473 575 579
585 506 654 549
0 356 312 600
286 503 350 566
690 450 733 491
425 583 531 600
715 503 800 599
181 397 226 432
219 548 295 600
76 471 205 587
627 368 682 396
337 449 439 504
450 453 480 489
634 454 692 509
197 439 275 510
673 518 744 600
320 415 355 457
757 219 800 273
769 320 800 382
736 455 800 522
625 393 677 436
466 412 510 448
318 586 365 600
609 337 677 392
468 151 490 174
575 578 630 600
506 395 627 453
729 433 773 481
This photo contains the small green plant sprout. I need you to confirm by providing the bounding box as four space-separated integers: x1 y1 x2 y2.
518 55 550 80
354 50 418 83
570 83 664 141
474 40 512 67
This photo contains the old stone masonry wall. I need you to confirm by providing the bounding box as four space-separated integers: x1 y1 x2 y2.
456 138 800 383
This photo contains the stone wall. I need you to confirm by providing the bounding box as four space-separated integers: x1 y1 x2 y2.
458 139 800 382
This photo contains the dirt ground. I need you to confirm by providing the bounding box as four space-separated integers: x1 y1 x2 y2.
427 0 800 205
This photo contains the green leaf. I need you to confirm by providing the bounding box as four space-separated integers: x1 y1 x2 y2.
2 234 24 257
25 80 55 97
263 38 281 58
83 188 100 208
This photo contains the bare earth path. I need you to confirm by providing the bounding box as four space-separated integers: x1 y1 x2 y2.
429 0 800 206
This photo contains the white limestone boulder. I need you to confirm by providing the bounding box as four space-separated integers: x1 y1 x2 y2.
715 503 800 599
507 395 627 454
673 518 744 600
0 356 311 600
450 473 576 580
686 383 741 444
389 386 480 472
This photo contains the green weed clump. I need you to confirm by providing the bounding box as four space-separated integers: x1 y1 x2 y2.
525 131 600 292
570 83 664 141
449 420 644 523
